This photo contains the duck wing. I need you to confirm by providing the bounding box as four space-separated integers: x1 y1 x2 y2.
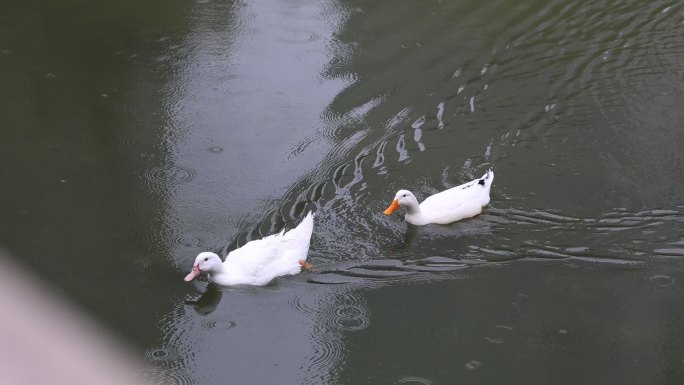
419 171 493 222
223 233 282 282
260 211 315 280
224 211 315 285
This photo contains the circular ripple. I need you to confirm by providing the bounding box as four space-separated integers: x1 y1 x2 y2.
289 294 315 315
465 360 482 370
331 305 366 319
310 331 345 369
329 316 370 331
201 319 237 330
145 346 180 363
174 235 203 248
140 368 193 385
395 376 433 385
143 165 196 186
325 304 370 331
208 146 223 153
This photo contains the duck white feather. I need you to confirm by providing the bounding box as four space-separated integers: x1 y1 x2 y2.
184 211 315 286
384 170 494 225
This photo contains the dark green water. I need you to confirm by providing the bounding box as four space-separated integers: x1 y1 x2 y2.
2 0 684 383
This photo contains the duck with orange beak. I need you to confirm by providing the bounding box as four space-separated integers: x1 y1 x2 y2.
384 170 493 225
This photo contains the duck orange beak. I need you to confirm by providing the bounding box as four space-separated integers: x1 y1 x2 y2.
184 264 201 282
383 199 400 215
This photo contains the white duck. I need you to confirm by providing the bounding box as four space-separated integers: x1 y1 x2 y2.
384 170 494 225
184 211 315 286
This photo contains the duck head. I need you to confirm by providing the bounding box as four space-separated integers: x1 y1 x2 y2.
384 189 419 215
184 252 223 282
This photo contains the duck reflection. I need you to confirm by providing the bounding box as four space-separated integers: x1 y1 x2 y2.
185 283 223 316
388 224 418 254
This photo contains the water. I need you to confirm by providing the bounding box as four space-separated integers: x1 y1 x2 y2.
1 0 684 383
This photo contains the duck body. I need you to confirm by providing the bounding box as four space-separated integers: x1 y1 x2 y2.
184 211 314 286
384 170 493 225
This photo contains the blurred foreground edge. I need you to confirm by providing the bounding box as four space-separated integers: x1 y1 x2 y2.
0 248 148 385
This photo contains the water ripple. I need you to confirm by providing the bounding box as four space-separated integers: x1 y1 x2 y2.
174 235 203 248
325 304 371 331
654 248 684 258
142 165 196 187
395 376 433 385
648 274 675 287
464 204 677 265
305 290 374 383
145 346 180 363
288 293 316 315
486 207 684 234
307 257 475 285
140 367 194 385
308 330 345 380
201 319 237 330
316 290 371 333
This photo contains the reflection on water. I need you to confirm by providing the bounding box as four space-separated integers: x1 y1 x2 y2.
185 283 223 316
2 0 684 384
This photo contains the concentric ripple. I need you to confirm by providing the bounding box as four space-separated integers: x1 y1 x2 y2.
174 235 203 248
322 298 371 332
142 165 196 186
139 368 194 385
201 319 237 330
288 294 316 315
308 330 346 373
325 304 371 331
145 346 180 363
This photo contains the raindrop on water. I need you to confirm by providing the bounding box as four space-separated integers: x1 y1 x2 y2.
202 319 237 330
174 235 203 248
139 368 193 385
144 346 180 363
325 304 370 331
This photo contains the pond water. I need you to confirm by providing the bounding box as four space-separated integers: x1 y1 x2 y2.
1 0 684 383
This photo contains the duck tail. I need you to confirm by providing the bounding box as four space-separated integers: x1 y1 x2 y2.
479 169 494 189
283 210 315 241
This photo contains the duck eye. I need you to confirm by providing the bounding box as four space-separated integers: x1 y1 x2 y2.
402 194 407 197
204 257 208 261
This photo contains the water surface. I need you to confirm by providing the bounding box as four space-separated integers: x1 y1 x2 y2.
1 0 684 383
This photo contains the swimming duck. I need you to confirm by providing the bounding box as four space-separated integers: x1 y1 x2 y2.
184 211 315 286
384 170 494 225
